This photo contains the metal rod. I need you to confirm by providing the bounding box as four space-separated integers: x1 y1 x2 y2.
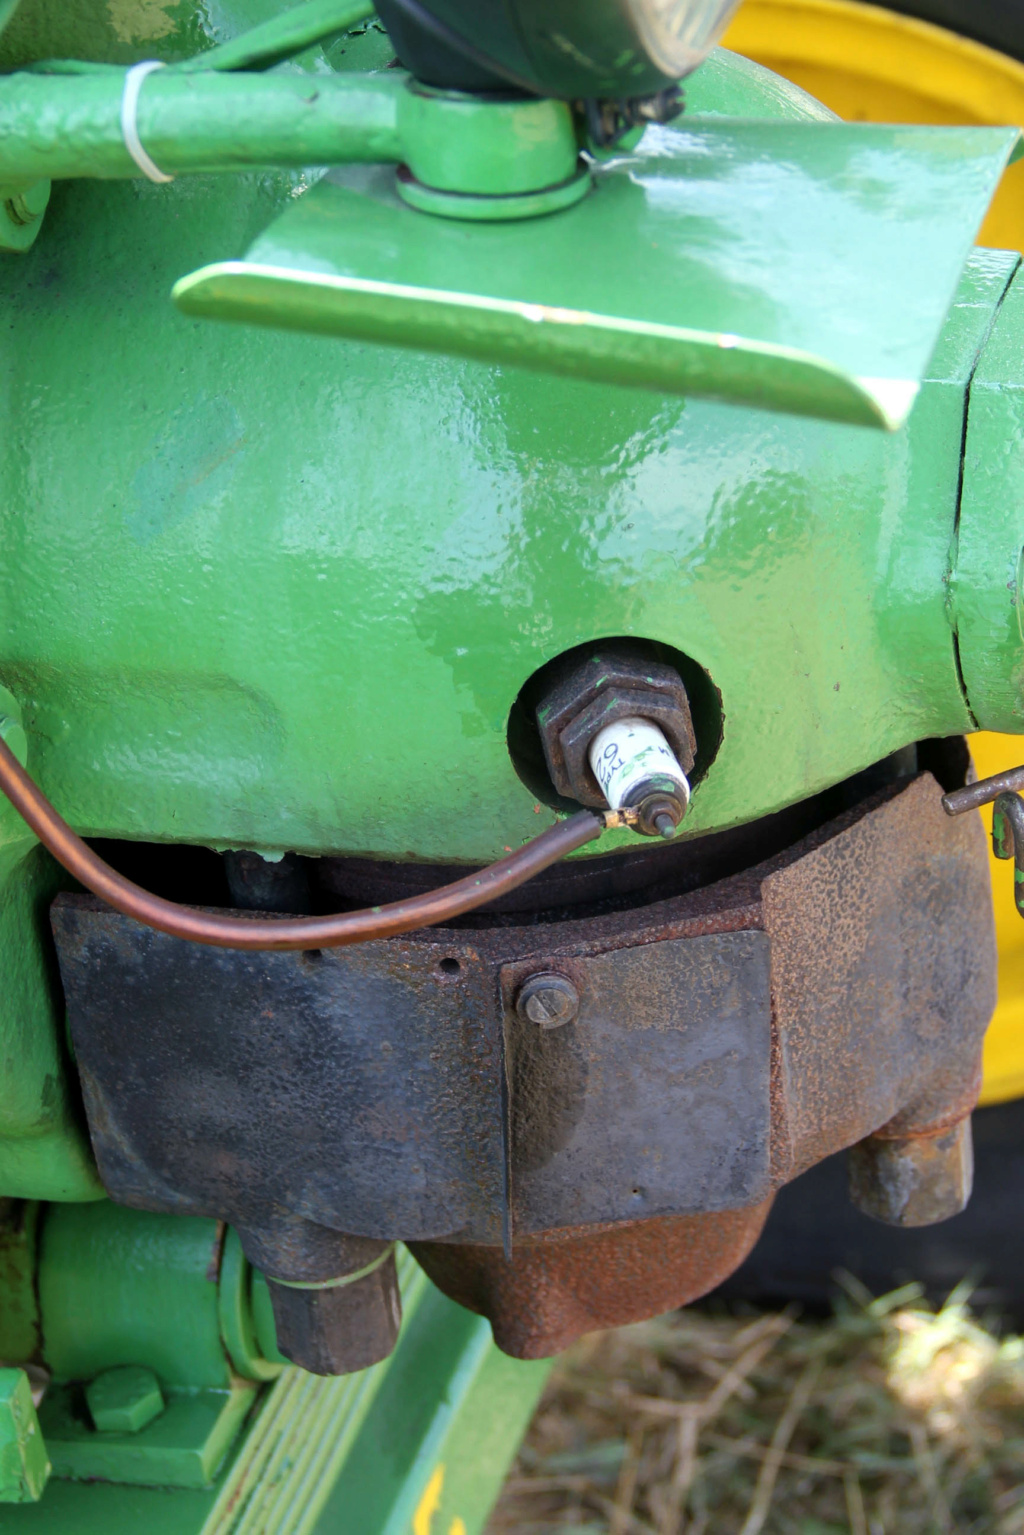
0 736 604 951
941 764 1024 816
0 69 404 182
992 791 1024 917
178 0 377 75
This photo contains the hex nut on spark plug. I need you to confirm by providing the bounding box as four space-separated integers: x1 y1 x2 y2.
847 1117 974 1228
535 644 696 815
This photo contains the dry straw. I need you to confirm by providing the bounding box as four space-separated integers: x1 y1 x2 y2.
488 1276 1024 1535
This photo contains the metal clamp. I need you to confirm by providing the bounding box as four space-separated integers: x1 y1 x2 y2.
943 766 1024 915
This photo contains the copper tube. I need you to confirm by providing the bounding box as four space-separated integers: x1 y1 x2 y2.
0 736 604 950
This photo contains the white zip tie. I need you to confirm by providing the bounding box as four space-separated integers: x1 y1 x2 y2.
121 60 174 184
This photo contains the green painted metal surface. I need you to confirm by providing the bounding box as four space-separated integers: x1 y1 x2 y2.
180 0 374 73
0 823 101 1203
85 1366 166 1434
0 1204 39 1362
318 1280 550 1535
956 266 1024 732
683 45 837 120
0 16 1010 892
177 121 1018 428
218 1230 286 1383
0 0 249 69
12 1203 281 1491
0 207 1010 872
397 85 579 198
39 1203 233 1389
0 1248 549 1532
0 70 405 182
40 1381 256 1491
0 1373 49 1505
0 13 1018 1195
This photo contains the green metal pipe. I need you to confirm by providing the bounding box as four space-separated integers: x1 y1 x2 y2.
179 0 376 74
0 69 404 182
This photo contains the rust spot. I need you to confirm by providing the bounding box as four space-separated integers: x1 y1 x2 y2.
410 1203 773 1358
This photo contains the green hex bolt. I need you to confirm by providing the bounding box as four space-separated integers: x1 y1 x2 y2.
86 1365 166 1435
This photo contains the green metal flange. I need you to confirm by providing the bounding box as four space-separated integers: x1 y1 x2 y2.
955 266 1024 730
396 82 589 220
175 122 1019 430
34 1204 281 1489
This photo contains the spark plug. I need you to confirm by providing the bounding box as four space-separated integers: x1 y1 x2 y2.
533 643 697 838
588 715 690 839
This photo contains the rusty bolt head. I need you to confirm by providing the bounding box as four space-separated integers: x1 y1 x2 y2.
534 644 696 807
516 973 580 1029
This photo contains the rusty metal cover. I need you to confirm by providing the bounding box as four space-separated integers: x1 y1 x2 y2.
504 933 771 1234
48 924 510 1244
50 770 997 1347
762 772 996 1181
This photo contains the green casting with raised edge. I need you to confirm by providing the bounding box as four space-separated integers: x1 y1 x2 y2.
176 122 1017 427
39 1202 237 1389
955 266 1024 732
0 1236 550 1530
0 58 1009 858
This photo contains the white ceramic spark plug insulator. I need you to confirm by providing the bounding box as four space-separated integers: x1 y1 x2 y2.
588 716 691 812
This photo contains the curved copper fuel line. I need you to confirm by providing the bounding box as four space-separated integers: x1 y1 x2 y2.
0 735 606 951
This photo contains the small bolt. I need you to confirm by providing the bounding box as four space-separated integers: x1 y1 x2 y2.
86 1365 165 1435
516 973 580 1029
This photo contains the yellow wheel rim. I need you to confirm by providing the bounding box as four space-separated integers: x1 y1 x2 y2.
723 0 1024 251
721 0 1024 1103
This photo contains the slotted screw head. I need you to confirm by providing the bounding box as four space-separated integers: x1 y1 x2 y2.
516 973 580 1029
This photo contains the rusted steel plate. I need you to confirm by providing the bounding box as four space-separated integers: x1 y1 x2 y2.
762 773 996 1181
49 921 510 1245
503 933 772 1234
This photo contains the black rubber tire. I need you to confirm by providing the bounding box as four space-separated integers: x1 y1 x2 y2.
871 0 1024 64
716 1098 1024 1319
